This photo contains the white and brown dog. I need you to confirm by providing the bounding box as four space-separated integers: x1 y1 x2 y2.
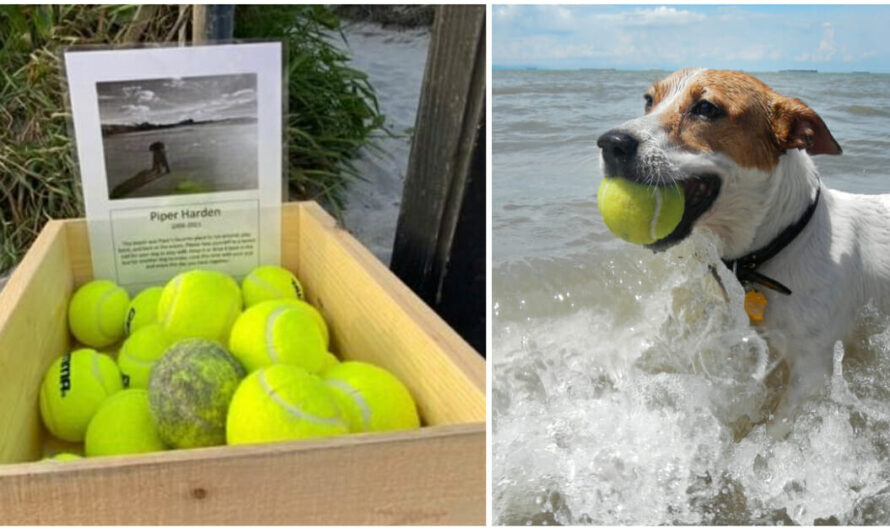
598 68 890 430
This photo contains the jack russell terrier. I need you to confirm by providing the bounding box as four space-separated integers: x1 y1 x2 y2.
597 68 889 434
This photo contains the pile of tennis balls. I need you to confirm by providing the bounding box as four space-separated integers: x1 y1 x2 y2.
39 265 420 460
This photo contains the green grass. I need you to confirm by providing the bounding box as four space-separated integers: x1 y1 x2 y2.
235 5 386 212
0 5 383 274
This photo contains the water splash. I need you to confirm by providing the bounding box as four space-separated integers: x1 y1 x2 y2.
493 234 890 525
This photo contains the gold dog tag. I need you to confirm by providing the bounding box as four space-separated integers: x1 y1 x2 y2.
744 290 767 322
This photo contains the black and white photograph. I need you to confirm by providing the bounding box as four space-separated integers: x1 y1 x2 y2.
97 73 258 200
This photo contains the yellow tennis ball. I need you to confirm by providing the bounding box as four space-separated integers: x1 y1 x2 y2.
597 177 685 245
323 361 420 433
157 270 242 344
85 389 167 457
124 286 163 336
228 299 329 373
117 323 173 389
320 351 340 371
43 452 83 462
226 364 348 445
148 339 246 449
241 265 305 308
39 348 124 442
68 280 130 348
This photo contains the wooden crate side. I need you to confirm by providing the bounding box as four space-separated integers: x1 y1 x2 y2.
0 222 74 464
280 203 301 279
295 202 485 426
0 424 485 525
64 220 93 285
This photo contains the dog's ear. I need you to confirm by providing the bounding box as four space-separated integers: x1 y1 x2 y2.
772 97 842 156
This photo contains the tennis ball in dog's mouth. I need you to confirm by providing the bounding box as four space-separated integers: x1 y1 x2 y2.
597 177 685 245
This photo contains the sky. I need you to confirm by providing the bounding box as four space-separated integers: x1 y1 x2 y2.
97 74 257 126
493 5 890 72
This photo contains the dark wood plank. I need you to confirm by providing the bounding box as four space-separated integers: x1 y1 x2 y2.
390 5 486 356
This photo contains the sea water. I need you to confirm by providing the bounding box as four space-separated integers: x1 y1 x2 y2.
492 69 890 525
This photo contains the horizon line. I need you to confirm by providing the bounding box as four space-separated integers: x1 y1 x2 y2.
492 65 888 74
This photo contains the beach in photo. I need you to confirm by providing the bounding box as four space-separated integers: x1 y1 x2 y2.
97 73 258 200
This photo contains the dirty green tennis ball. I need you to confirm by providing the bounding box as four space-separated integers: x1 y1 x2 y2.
39 348 124 442
241 265 305 308
226 364 349 445
117 324 173 389
68 280 130 348
157 270 242 344
148 339 246 449
596 177 685 245
323 361 420 433
124 286 163 336
85 389 167 457
228 299 329 373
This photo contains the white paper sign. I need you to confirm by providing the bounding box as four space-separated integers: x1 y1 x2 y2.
64 43 282 292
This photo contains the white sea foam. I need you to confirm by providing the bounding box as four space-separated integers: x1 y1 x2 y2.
493 233 890 525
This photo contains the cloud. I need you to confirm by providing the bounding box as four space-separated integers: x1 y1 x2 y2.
135 90 155 103
164 78 187 89
814 22 836 61
584 6 706 28
493 5 890 72
120 104 150 119
493 5 520 22
625 6 706 26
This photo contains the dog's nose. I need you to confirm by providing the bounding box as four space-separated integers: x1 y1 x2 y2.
597 130 639 164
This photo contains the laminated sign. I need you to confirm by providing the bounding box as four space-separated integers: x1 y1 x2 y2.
64 42 283 291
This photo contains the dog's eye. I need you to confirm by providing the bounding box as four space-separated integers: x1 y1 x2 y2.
690 100 725 120
643 94 653 112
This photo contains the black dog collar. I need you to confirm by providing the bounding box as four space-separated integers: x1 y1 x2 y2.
722 187 821 296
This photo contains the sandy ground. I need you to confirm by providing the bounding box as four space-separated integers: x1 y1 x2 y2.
337 22 430 265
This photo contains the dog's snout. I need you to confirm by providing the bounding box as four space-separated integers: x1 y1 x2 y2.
597 130 639 164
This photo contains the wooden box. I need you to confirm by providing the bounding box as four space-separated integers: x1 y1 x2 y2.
0 202 485 524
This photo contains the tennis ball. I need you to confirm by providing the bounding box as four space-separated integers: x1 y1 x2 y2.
323 361 420 433
148 339 245 448
241 265 305 308
597 177 685 245
320 351 340 371
124 286 163 336
228 299 329 373
85 389 167 457
68 280 130 348
158 270 242 344
117 324 173 389
43 453 83 462
39 348 124 442
226 364 348 445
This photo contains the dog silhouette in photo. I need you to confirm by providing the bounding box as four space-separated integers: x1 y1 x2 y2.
109 141 172 199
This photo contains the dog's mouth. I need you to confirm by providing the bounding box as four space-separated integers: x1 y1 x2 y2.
646 174 722 251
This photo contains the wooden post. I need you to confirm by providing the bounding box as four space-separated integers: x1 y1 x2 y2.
390 5 486 356
192 4 234 43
